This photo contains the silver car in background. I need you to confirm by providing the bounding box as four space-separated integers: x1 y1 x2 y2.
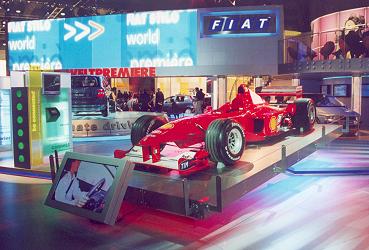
303 93 360 136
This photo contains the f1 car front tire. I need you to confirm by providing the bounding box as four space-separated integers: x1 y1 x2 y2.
131 115 167 146
205 119 245 165
292 98 316 132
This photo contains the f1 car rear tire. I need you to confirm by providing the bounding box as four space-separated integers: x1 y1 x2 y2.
292 98 316 132
131 115 167 146
205 119 245 165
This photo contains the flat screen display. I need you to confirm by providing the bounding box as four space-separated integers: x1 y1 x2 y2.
362 84 369 97
53 159 116 213
333 84 350 97
42 73 61 95
45 152 134 225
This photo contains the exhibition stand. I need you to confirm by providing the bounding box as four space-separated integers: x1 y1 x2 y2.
121 124 341 219
46 124 340 224
10 71 73 169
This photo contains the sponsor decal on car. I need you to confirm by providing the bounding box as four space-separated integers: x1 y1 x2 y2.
269 116 277 132
160 123 174 130
179 160 190 170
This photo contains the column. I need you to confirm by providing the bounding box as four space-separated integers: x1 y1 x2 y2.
292 78 300 86
211 76 226 109
351 75 362 114
254 76 263 89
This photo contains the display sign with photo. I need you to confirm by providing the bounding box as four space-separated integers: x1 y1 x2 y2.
42 72 61 95
8 10 197 70
45 152 134 225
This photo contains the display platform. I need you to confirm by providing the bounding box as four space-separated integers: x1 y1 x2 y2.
288 139 369 174
72 111 166 137
124 124 342 219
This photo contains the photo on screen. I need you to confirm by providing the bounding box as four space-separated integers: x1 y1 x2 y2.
53 159 117 213
333 84 350 97
362 84 369 97
42 72 61 95
45 152 134 225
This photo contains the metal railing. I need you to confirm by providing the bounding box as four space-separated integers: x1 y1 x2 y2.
280 26 369 64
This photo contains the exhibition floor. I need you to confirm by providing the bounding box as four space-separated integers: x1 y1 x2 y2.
0 137 369 249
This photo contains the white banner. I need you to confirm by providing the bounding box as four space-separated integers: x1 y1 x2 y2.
72 112 165 137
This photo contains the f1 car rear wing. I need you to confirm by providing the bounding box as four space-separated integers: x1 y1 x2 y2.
256 86 303 105
257 86 303 98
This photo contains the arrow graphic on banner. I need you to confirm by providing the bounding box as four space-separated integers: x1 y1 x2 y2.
64 20 105 42
88 20 105 41
64 23 76 41
74 21 90 41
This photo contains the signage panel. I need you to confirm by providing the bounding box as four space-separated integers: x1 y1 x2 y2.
200 10 279 38
65 67 156 78
8 10 197 71
0 89 11 148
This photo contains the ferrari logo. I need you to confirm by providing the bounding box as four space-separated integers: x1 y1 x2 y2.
160 123 174 130
269 116 277 132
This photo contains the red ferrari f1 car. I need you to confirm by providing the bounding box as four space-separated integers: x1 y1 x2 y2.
115 84 316 174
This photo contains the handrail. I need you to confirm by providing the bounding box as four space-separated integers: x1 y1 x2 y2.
280 25 369 63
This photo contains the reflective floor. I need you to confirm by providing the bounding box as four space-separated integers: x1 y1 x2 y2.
0 137 368 249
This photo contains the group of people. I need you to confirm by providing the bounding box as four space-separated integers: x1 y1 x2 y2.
331 31 369 59
109 88 164 112
109 86 207 118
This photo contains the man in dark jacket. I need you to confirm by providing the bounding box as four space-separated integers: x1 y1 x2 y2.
140 89 150 111
196 88 205 113
155 88 164 112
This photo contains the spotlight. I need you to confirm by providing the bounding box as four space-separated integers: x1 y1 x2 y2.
60 12 65 16
16 10 21 13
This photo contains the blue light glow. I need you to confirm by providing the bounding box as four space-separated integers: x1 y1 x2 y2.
322 76 352 80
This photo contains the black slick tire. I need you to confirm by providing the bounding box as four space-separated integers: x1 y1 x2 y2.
131 115 167 146
292 98 316 132
205 119 245 165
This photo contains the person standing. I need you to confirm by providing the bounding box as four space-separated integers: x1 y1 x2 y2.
141 89 150 112
194 87 200 114
362 31 369 58
127 94 138 111
196 88 205 114
155 88 164 112
171 98 179 119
